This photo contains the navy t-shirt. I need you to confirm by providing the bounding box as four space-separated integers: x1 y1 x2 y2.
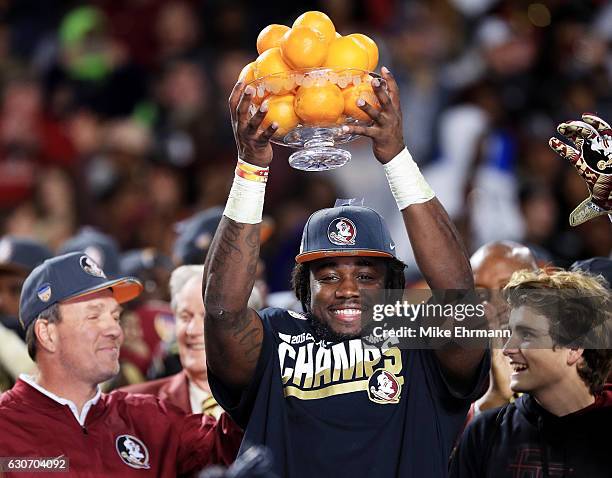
209 307 489 478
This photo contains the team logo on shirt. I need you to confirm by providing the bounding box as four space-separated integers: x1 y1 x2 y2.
115 435 150 469
328 218 357 246
80 255 107 278
367 369 402 404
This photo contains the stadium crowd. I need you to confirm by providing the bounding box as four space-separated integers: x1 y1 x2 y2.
0 0 610 476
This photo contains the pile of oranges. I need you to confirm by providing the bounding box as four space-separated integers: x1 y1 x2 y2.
238 11 381 136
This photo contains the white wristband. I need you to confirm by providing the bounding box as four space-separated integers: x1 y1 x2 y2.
223 160 268 224
383 147 435 210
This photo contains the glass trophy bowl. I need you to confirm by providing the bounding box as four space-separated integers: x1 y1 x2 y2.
247 68 383 171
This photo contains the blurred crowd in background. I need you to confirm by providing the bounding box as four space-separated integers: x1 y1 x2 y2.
0 0 611 384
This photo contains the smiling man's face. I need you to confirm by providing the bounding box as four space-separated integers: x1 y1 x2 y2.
57 289 124 385
309 257 387 340
503 306 573 396
175 276 206 377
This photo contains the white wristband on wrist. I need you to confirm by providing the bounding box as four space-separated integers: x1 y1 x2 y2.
223 158 268 224
383 147 435 210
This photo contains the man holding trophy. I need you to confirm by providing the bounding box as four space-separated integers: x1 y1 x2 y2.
202 67 490 477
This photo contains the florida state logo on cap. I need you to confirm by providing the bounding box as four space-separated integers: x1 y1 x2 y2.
327 217 357 246
80 255 106 278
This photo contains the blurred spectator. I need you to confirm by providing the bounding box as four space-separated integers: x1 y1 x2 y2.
0 235 52 335
0 236 51 390
59 226 120 277
2 166 77 250
155 1 202 63
518 180 557 265
111 300 174 389
570 257 612 288
469 240 537 418
173 206 269 305
173 207 223 266
44 5 147 118
0 73 76 211
120 248 173 302
155 59 216 168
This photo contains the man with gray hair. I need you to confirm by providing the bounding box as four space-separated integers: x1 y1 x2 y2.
122 265 260 418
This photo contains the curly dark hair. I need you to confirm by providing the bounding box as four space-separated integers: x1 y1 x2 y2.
291 257 407 314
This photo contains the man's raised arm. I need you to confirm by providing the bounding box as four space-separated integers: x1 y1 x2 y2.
203 81 278 389
344 67 484 386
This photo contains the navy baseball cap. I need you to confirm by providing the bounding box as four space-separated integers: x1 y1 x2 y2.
296 205 397 263
173 207 224 265
0 236 53 275
19 252 143 330
120 248 173 278
570 257 612 288
59 227 120 278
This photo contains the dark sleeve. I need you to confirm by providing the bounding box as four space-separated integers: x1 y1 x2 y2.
421 349 491 403
449 407 502 478
449 417 482 478
207 312 275 428
176 412 244 473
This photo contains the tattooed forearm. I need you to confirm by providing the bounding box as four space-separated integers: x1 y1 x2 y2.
203 216 265 387
205 218 258 312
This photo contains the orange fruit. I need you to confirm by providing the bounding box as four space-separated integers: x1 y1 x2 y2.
293 11 336 45
254 47 292 94
342 82 380 121
261 94 299 136
238 62 267 103
254 47 292 78
280 26 328 69
324 36 369 71
238 62 255 83
257 24 290 54
348 33 378 71
294 83 344 125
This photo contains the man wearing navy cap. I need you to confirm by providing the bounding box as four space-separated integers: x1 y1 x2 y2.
202 71 489 477
0 236 52 391
173 207 225 266
0 252 241 476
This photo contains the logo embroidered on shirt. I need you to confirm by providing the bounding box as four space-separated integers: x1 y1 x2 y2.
116 435 150 469
367 369 402 404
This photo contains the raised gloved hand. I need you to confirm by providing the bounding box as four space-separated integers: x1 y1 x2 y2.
549 113 612 226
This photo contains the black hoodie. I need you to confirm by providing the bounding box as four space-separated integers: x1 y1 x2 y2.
450 384 612 477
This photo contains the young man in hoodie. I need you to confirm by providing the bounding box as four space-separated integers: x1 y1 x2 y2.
450 269 612 478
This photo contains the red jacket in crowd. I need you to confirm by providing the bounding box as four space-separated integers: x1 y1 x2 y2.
0 379 242 477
